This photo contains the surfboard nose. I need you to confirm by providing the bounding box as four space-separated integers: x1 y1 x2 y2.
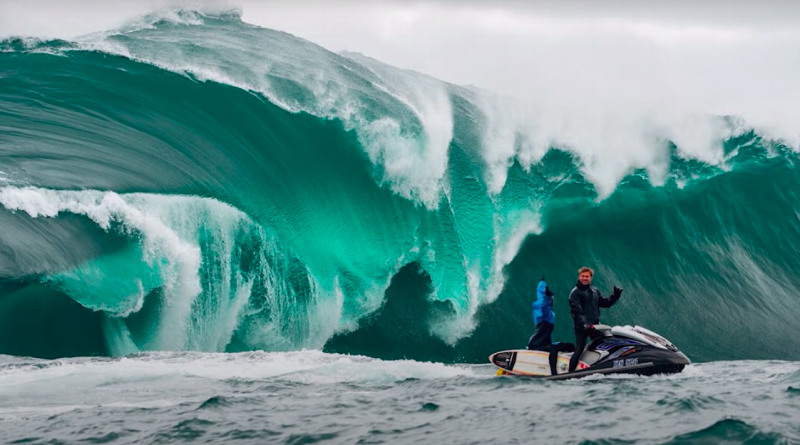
490 351 516 370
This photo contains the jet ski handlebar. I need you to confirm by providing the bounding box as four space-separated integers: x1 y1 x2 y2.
589 324 612 331
587 324 613 339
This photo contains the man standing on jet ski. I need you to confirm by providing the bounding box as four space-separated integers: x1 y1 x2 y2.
568 267 623 373
527 278 575 375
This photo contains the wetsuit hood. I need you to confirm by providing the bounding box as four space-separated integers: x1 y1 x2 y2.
537 280 549 298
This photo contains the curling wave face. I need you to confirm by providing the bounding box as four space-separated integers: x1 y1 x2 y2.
1 10 799 362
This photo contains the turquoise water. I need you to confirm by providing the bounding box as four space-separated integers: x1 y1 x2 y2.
1 10 800 443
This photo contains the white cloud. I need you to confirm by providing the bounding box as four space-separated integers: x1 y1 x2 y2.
0 0 234 39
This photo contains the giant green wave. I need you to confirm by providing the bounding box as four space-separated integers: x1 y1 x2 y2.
1 10 799 362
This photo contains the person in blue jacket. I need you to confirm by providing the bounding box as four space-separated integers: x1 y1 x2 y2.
526 278 575 375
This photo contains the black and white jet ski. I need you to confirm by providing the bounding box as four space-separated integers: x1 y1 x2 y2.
489 324 690 380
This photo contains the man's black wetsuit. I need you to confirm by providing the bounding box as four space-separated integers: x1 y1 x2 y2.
568 281 622 372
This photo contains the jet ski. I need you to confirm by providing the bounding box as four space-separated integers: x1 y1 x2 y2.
489 324 690 380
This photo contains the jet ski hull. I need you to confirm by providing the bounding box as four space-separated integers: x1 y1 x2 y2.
543 354 689 381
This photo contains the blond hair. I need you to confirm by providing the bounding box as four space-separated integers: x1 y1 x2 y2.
578 267 594 277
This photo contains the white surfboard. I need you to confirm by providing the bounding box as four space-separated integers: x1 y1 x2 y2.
490 349 590 376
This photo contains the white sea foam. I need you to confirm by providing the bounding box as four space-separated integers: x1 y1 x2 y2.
0 351 477 392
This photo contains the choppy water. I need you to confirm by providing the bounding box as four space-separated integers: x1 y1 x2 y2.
2 353 799 444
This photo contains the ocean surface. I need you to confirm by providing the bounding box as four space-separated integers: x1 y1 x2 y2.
2 9 800 444
3 353 800 444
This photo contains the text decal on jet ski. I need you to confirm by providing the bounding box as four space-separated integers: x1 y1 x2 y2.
613 358 639 368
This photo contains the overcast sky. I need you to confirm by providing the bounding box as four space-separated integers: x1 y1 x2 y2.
239 1 800 114
2 0 800 141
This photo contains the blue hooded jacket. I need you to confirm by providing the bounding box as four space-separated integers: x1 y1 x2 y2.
532 279 555 325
